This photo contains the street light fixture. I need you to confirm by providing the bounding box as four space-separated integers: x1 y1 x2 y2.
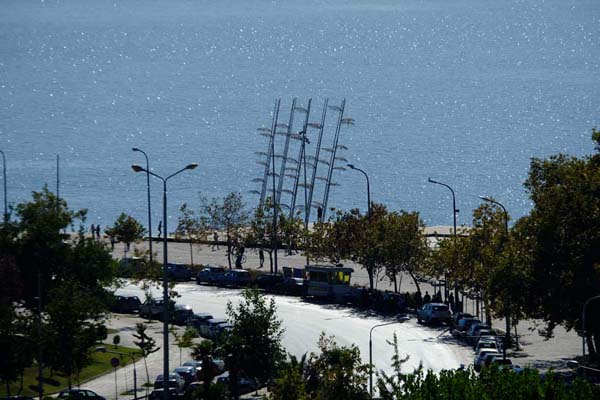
347 164 371 217
368 314 410 398
428 178 459 304
132 148 153 262
96 346 139 400
479 195 510 359
132 162 197 400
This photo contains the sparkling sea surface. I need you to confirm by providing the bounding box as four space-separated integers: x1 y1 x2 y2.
1 0 599 231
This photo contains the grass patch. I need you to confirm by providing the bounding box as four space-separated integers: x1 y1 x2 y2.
0 345 140 397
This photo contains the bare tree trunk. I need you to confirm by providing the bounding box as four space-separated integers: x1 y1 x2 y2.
188 236 194 266
408 271 421 295
143 357 150 394
269 251 273 273
586 335 596 355
393 274 398 293
226 226 232 269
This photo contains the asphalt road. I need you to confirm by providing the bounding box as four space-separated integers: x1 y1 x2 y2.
83 281 472 399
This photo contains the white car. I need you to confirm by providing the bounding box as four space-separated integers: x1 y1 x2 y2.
474 337 499 354
417 303 451 324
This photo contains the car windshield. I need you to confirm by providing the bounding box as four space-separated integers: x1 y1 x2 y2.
432 306 448 311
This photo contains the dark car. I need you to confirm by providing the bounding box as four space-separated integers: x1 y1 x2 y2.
173 366 196 386
57 389 105 400
188 312 214 332
168 263 192 281
110 295 142 313
216 372 258 395
254 274 284 291
148 388 180 400
274 277 305 296
117 257 144 278
140 299 175 320
172 304 194 325
154 373 185 391
218 269 252 287
196 266 226 285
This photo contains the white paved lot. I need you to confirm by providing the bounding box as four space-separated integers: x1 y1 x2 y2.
84 281 473 399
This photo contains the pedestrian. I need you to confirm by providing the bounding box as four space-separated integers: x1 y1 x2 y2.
235 245 245 268
423 291 431 304
317 206 323 222
90 224 95 238
157 220 162 239
95 224 101 240
110 236 116 251
212 231 219 251
259 248 264 268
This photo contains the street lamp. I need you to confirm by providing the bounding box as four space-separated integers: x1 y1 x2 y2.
0 150 7 222
96 347 139 400
428 178 459 304
132 148 153 262
479 195 510 359
132 162 197 400
582 294 600 357
347 164 371 217
368 314 410 398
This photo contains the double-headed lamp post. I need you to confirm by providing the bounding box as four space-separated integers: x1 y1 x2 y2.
428 178 459 303
132 162 197 400
132 148 153 262
347 164 371 217
369 315 410 398
96 347 138 400
479 196 510 359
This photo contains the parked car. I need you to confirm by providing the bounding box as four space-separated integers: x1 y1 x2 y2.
110 295 141 313
468 323 491 344
417 303 451 324
173 366 196 386
117 256 144 278
214 322 233 339
473 329 496 346
196 266 225 285
188 312 214 332
474 350 501 372
474 337 499 354
254 273 284 291
148 388 180 400
140 299 172 320
168 263 192 281
457 317 481 332
274 277 306 296
452 312 473 326
490 356 513 368
172 304 194 325
154 373 185 391
200 318 228 338
218 269 252 287
216 372 258 395
57 390 105 400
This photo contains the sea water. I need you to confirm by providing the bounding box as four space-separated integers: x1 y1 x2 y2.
1 0 598 231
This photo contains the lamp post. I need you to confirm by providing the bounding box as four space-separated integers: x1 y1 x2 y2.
132 162 197 400
582 294 600 357
96 347 139 400
479 196 510 359
0 150 7 222
428 178 459 304
132 148 153 262
369 315 410 398
347 164 371 217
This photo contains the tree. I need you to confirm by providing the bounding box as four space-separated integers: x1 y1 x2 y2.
270 363 307 400
175 203 203 267
516 131 600 353
222 288 285 394
201 193 249 269
133 323 160 389
171 327 198 365
305 334 370 400
0 187 116 391
380 211 429 293
106 213 146 256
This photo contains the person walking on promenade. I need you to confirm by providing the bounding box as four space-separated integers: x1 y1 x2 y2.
212 231 219 251
90 224 95 238
423 291 431 304
259 248 264 268
235 245 245 268
95 224 101 240
157 220 162 239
